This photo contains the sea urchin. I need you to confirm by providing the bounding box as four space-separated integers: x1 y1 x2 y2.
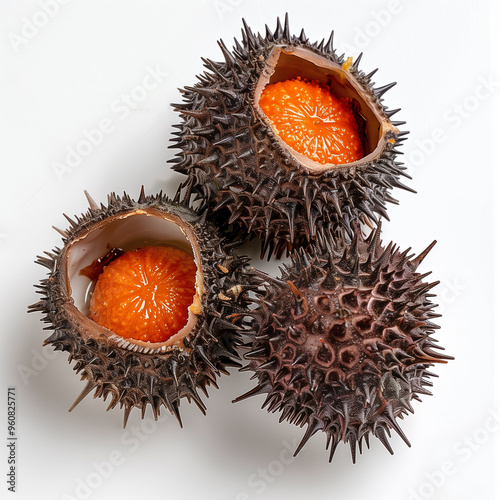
172 15 412 258
236 225 452 461
29 189 256 426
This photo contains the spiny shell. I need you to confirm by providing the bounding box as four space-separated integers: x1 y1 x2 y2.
236 225 452 461
29 189 258 426
171 15 412 258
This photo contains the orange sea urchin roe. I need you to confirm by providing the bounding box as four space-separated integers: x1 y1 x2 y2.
89 246 196 343
259 78 364 165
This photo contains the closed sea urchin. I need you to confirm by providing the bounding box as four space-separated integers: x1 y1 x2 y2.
171 15 412 258
235 225 452 461
29 189 255 426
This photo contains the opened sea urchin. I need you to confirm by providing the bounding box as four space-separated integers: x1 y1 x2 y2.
236 225 452 461
172 15 412 258
29 189 256 425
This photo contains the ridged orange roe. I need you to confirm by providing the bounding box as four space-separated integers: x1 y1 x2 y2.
89 246 196 343
259 78 364 165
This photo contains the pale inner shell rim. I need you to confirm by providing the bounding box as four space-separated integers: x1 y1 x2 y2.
253 46 400 174
65 210 203 350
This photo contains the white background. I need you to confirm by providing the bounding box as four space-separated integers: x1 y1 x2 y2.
1 1 498 499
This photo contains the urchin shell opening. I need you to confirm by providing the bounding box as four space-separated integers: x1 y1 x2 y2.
65 209 204 353
253 46 399 174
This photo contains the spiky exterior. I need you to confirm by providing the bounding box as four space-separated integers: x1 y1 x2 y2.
237 226 451 462
29 190 258 426
171 16 411 258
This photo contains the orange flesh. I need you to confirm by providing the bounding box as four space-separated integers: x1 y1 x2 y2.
89 246 196 343
259 77 364 165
